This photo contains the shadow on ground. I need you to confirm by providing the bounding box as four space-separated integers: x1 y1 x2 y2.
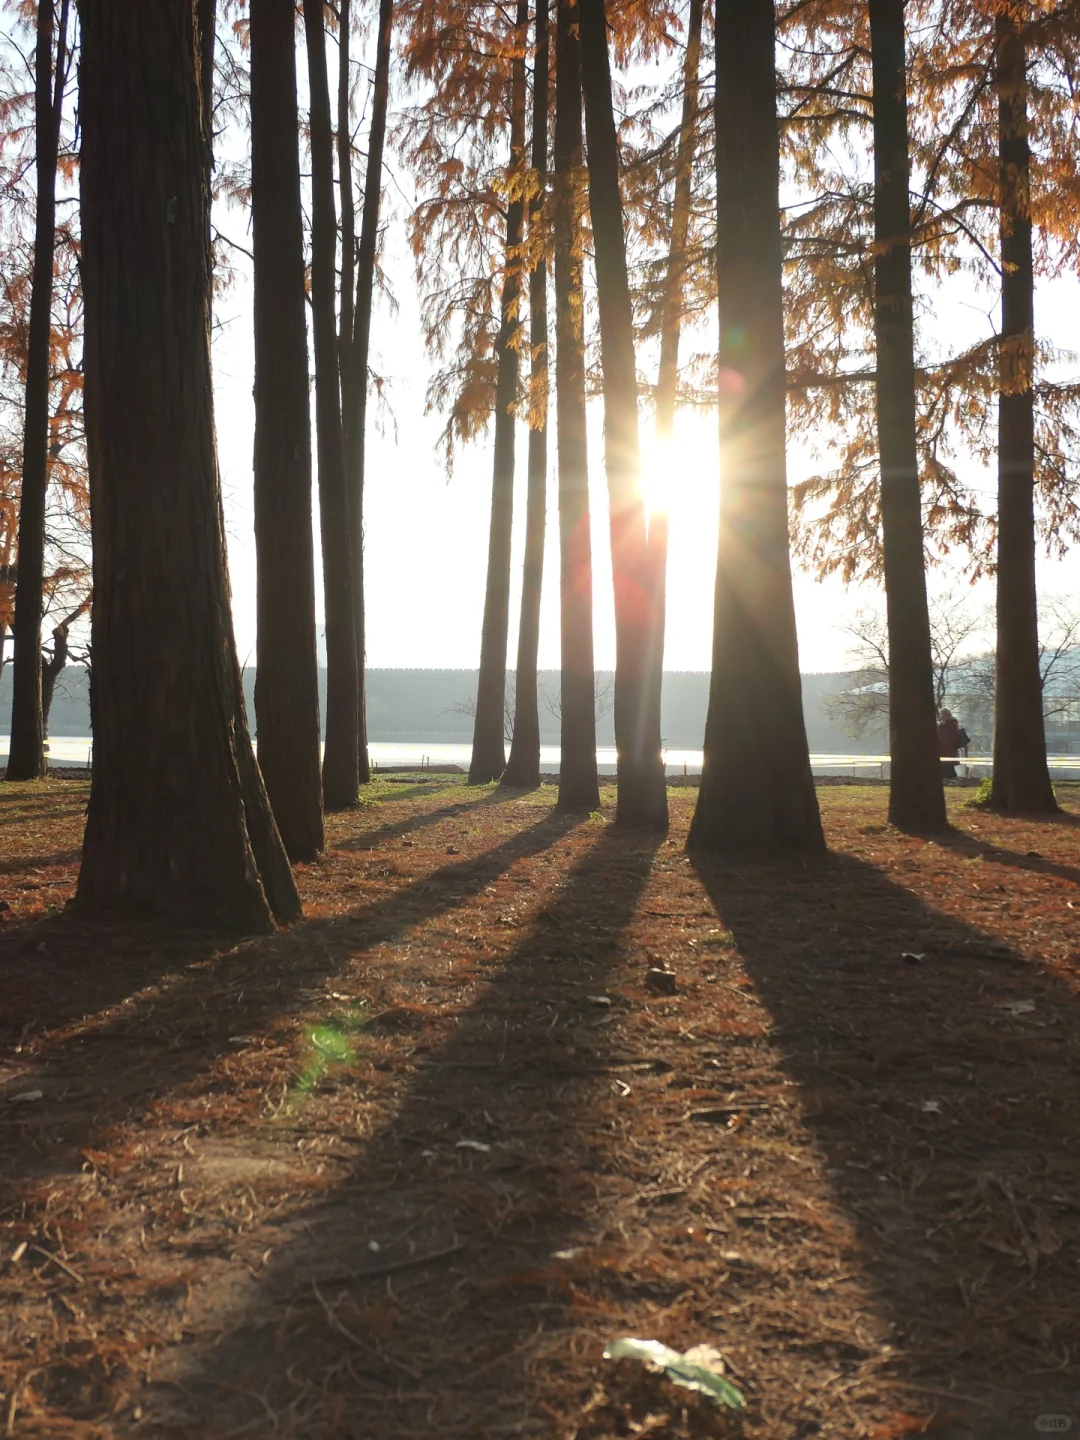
334 781 521 853
0 811 582 1188
692 844 1080 1437
137 822 664 1437
930 823 1080 886
3 792 1079 1439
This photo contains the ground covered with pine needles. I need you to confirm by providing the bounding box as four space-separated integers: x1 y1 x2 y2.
1 776 1079 1439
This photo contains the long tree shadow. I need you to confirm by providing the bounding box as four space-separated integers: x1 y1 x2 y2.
0 810 581 1189
0 802 86 828
0 848 82 876
0 792 531 1059
691 846 1080 1434
1007 800 1080 828
0 917 231 1068
136 825 664 1438
930 827 1080 888
336 783 523 853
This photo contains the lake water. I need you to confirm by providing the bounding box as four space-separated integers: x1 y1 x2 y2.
7 735 1080 778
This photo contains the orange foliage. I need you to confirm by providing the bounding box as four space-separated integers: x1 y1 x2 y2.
0 0 89 644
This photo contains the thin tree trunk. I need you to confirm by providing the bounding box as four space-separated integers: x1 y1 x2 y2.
654 0 701 444
39 624 65 739
40 599 85 737
250 0 325 860
0 535 12 692
337 0 354 433
688 0 823 854
553 0 599 812
646 0 703 816
77 0 300 928
346 0 393 784
990 10 1056 813
503 0 550 790
869 0 946 832
8 0 68 783
469 1 528 785
303 0 360 810
578 0 667 830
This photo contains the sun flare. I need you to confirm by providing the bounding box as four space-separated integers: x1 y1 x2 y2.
639 417 718 522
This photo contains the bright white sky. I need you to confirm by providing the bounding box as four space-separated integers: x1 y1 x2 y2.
212 248 1080 677
208 34 1080 679
1 8 1075 679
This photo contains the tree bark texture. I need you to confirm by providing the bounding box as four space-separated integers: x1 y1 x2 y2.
868 0 946 832
469 1 529 785
345 0 393 783
77 0 300 928
578 0 667 830
303 0 360 809
553 0 599 812
688 0 823 854
990 10 1056 813
8 0 68 782
503 0 550 790
250 0 325 860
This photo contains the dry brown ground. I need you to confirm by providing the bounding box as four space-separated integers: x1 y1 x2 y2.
1 776 1079 1440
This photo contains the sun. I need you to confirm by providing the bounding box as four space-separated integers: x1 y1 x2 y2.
639 415 718 522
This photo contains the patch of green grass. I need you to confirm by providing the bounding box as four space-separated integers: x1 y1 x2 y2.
359 776 463 805
966 776 994 808
701 927 735 948
289 1001 370 1103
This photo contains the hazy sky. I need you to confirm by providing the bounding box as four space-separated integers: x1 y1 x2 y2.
212 241 1080 677
208 32 1080 679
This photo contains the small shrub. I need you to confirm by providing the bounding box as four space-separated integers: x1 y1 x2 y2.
966 776 993 808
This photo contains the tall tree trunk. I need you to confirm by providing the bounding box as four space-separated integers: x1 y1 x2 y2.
553 0 599 812
654 0 701 445
337 0 355 431
303 0 360 810
345 0 393 784
503 0 550 791
647 0 703 815
688 0 823 854
197 0 215 188
469 2 528 785
77 0 300 928
250 0 325 861
8 0 68 783
990 9 1056 813
579 0 667 830
869 0 946 833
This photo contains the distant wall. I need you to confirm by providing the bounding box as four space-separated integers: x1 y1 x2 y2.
0 664 91 736
13 663 1078 755
1 664 887 754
